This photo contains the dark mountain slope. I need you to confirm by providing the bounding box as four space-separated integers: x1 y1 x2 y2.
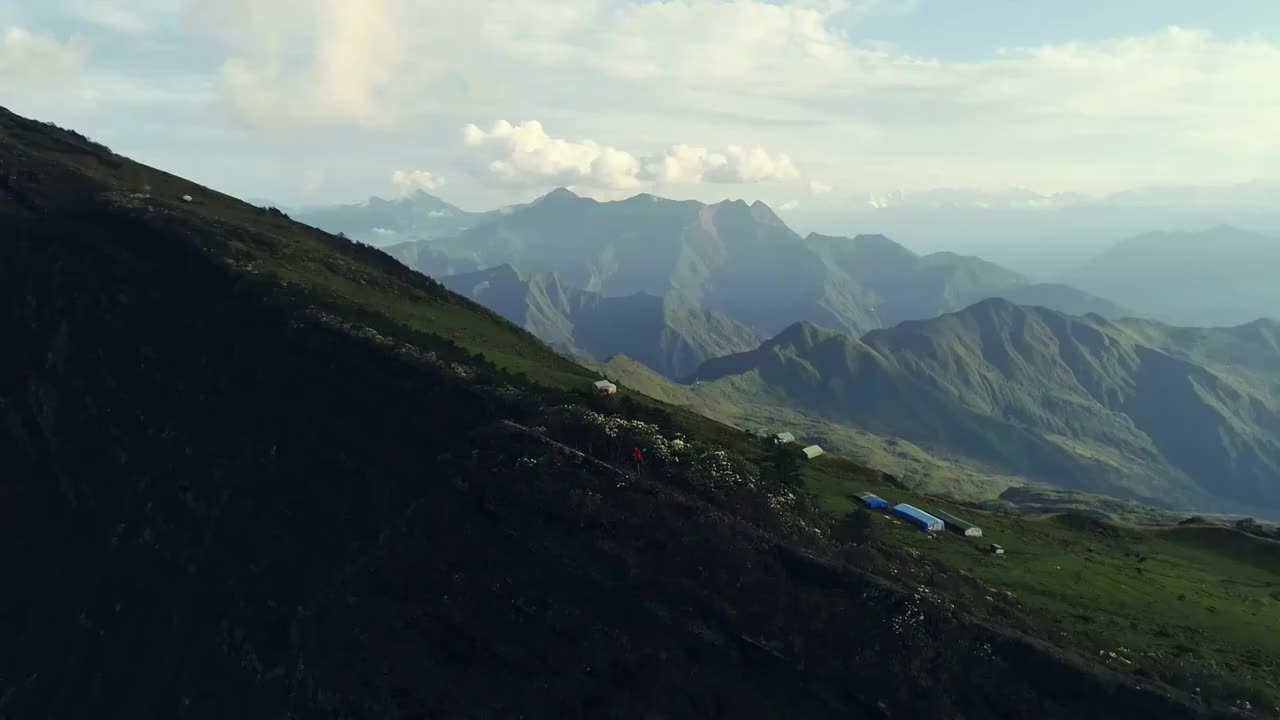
439 264 763 378
1064 226 1280 326
0 108 1249 719
696 299 1280 515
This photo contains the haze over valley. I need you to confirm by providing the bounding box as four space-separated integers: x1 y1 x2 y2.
292 186 1280 520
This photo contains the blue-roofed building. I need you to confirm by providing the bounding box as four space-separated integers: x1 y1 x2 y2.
858 492 889 510
891 503 944 532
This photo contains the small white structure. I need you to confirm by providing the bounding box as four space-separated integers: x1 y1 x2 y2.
181 194 193 203
773 432 796 444
801 444 824 459
593 379 618 396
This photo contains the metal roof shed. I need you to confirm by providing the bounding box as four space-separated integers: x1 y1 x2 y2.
801 445 824 459
891 504 944 532
773 432 796 444
857 492 889 510
932 509 983 537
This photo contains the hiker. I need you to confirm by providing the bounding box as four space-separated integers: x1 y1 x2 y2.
633 446 644 478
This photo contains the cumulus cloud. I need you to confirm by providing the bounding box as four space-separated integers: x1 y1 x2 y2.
778 200 799 211
462 119 804 191
809 180 834 195
0 26 85 84
391 169 446 194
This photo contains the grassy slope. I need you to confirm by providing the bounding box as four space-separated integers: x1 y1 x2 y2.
605 353 1280 707
0 112 593 391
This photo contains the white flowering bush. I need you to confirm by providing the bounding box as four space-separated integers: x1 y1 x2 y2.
687 448 757 492
541 406 695 472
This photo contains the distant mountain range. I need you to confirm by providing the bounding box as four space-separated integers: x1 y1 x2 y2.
292 190 503 246
864 188 1092 210
381 241 482 278
864 181 1280 211
341 188 1125 346
432 189 889 338
691 299 1280 517
1063 225 1280 327
784 181 1280 277
439 264 763 378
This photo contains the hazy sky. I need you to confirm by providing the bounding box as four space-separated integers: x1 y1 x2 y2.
3 0 1278 210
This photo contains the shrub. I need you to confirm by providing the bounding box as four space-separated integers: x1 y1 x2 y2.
831 508 877 546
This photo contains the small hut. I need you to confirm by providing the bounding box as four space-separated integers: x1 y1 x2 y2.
931 509 983 537
891 504 944 532
857 492 889 510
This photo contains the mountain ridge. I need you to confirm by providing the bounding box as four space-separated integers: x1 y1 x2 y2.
694 298 1280 516
395 193 1130 341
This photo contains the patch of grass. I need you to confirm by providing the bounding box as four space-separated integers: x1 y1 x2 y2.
803 454 1280 708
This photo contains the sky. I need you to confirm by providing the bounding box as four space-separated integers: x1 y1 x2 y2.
2 0 1278 211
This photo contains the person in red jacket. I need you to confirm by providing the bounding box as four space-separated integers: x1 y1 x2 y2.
632 447 644 478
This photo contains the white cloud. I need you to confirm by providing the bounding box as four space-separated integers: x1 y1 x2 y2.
462 120 638 189
0 26 85 84
391 169 446 194
6 0 1280 201
709 146 801 183
778 200 799 211
462 119 805 192
212 0 408 129
580 0 929 99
